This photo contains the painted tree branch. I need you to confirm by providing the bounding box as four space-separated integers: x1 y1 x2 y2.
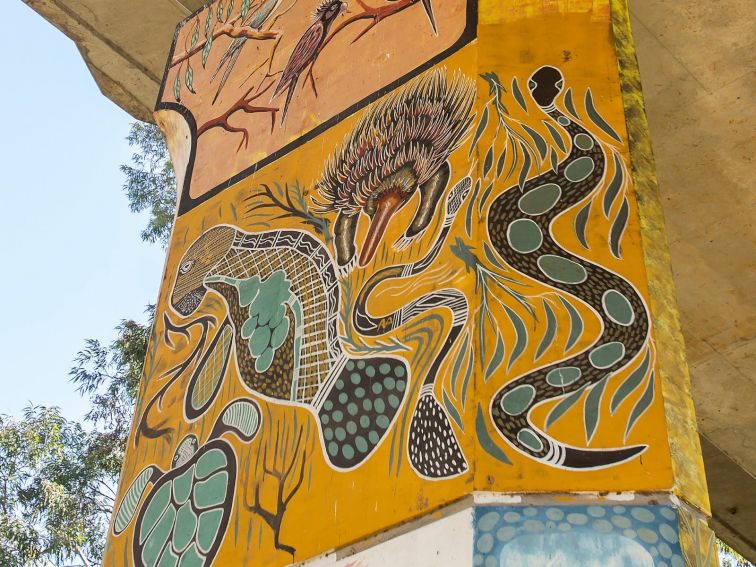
244 424 306 556
324 0 420 49
171 18 279 67
196 81 279 149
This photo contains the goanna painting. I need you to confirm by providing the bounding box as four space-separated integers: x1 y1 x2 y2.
106 0 673 564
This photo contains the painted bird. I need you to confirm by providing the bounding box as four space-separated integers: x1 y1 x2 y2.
315 69 476 269
211 0 284 104
272 0 347 123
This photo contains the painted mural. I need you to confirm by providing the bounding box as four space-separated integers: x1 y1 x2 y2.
473 505 685 567
106 0 676 564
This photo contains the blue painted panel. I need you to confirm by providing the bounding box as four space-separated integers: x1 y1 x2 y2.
473 505 683 567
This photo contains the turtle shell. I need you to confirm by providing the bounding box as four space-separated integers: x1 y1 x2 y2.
133 440 237 567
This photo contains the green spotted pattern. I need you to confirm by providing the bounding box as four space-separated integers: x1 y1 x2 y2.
135 443 234 567
318 357 407 468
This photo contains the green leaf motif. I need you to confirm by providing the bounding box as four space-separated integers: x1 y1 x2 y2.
227 0 234 20
483 145 494 177
173 74 182 102
535 300 557 360
460 353 474 408
558 296 584 353
611 349 651 414
241 0 250 18
450 333 469 393
585 88 622 143
543 120 566 152
217 1 224 22
518 142 531 191
469 105 489 158
479 182 494 214
476 405 512 465
503 305 527 370
584 375 608 443
485 330 505 382
442 388 464 432
185 65 195 94
202 36 214 68
625 371 655 441
609 197 629 258
496 147 507 178
511 77 528 112
563 87 579 119
205 9 214 37
546 383 589 430
190 23 200 49
549 147 558 173
483 241 507 272
465 179 481 237
603 153 625 216
574 201 591 249
522 124 548 161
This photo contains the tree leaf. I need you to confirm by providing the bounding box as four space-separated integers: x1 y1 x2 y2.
202 36 214 68
483 145 494 177
546 383 589 430
535 300 557 360
558 296 584 353
563 87 579 119
517 142 531 191
190 22 200 49
476 404 512 465
585 88 623 143
574 200 591 249
483 241 507 272
611 349 651 414
485 330 505 382
217 1 224 22
495 147 507 178
584 375 608 444
460 353 474 408
543 120 566 152
465 178 481 237
609 197 629 258
442 388 464 432
468 105 489 158
503 305 527 370
603 152 625 216
450 333 470 393
547 147 558 173
184 65 195 94
511 77 528 112
204 8 214 37
173 73 181 102
479 182 494 214
522 124 548 161
227 0 235 20
625 371 655 441
242 0 250 18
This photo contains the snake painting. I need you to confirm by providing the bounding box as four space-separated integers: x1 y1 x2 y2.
486 66 650 469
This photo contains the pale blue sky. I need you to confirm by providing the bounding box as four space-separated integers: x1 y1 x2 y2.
0 3 168 421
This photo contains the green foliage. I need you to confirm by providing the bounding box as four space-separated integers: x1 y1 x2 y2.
1 310 154 566
121 122 177 246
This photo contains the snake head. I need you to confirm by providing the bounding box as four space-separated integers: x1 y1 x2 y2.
171 226 236 317
528 66 565 109
445 176 472 218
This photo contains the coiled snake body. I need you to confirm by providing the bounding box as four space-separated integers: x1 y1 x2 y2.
487 66 650 469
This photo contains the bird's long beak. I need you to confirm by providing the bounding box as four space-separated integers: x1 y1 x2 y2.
359 193 404 267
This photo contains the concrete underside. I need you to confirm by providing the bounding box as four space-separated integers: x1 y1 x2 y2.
21 0 755 561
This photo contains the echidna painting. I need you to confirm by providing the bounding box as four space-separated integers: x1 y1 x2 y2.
110 0 673 561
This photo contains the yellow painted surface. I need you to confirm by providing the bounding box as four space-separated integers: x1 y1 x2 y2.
104 1 689 564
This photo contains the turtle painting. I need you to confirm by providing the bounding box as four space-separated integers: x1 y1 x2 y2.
113 398 262 567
